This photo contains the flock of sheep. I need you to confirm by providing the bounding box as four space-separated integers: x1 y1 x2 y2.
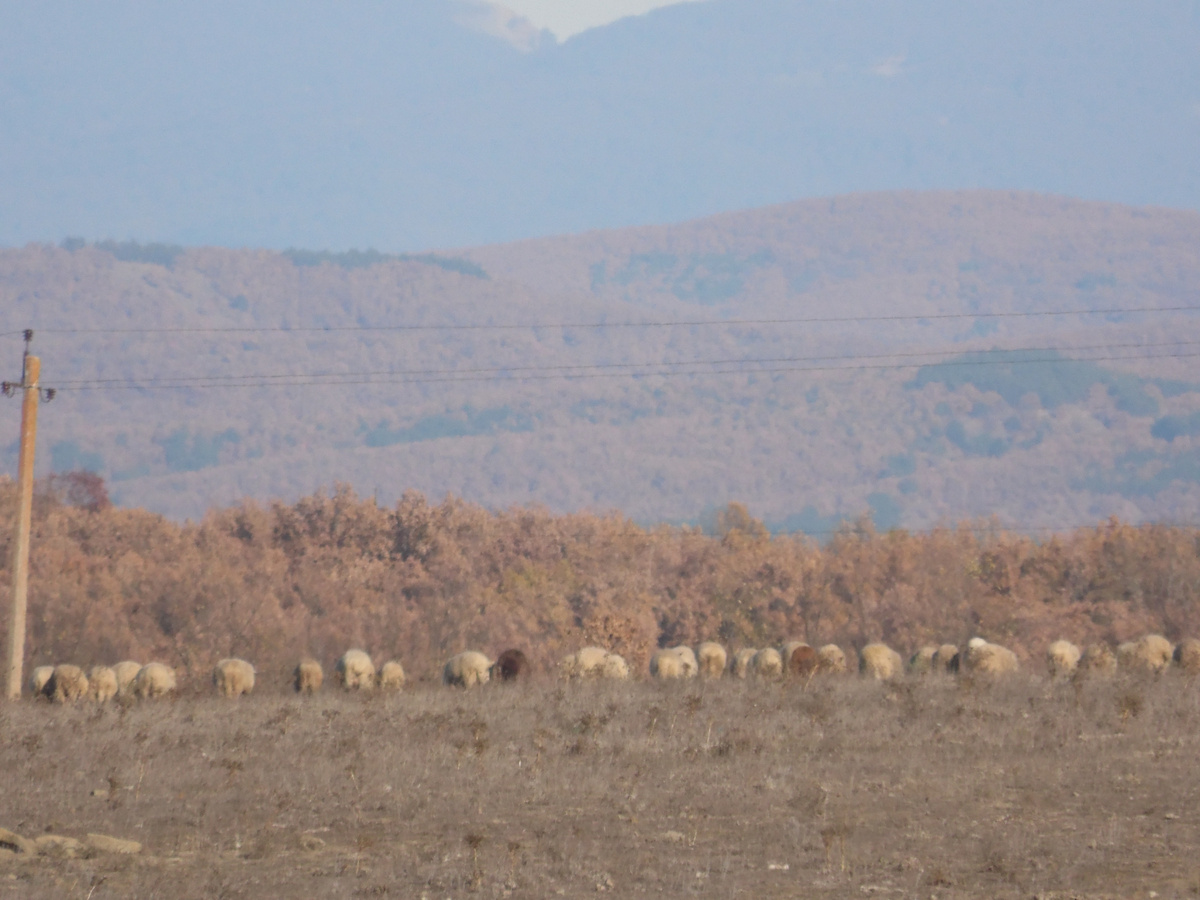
24 633 1200 704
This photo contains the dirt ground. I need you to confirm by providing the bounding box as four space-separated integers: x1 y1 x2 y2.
2 672 1199 899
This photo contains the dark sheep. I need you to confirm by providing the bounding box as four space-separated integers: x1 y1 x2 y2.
491 648 530 682
788 644 819 677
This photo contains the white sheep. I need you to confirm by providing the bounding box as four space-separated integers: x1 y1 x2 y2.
730 648 757 679
293 659 324 694
750 647 784 679
28 666 54 698
599 652 630 680
378 660 406 690
962 637 1018 676
443 651 492 688
112 661 142 696
132 662 176 699
1045 640 1081 678
1076 643 1117 678
650 648 686 679
908 646 939 675
859 643 903 681
1118 634 1173 673
671 645 699 677
48 665 89 703
932 644 959 673
335 649 376 690
815 644 848 675
87 666 118 703
1173 638 1200 675
560 646 613 680
212 658 255 698
696 642 727 679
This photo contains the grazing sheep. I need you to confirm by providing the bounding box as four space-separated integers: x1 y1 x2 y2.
599 652 630 680
788 644 819 677
1173 638 1200 675
1046 640 1081 678
908 646 939 675
443 651 492 688
671 646 699 677
29 666 54 698
378 660 406 690
730 648 757 679
491 649 529 682
1075 643 1118 678
112 661 142 696
561 646 628 680
293 659 324 694
962 637 1019 676
132 663 176 700
48 665 89 703
650 648 687 680
696 642 727 679
212 658 255 698
780 641 808 668
815 644 848 675
87 666 118 703
750 647 784 679
859 643 903 681
1119 634 1174 674
335 649 376 691
932 644 959 673
561 646 609 679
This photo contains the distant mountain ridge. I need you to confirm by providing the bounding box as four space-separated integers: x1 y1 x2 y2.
2 190 1200 533
1 2 1197 251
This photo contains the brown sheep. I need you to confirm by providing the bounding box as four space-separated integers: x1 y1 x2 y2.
788 644 819 678
293 659 324 694
48 665 89 703
491 648 529 682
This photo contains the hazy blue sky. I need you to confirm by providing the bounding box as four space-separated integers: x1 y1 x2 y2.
1 1 1196 252
497 0 705 39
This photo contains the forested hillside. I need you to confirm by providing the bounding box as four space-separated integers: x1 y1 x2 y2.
2 191 1200 530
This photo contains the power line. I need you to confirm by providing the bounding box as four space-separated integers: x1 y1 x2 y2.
47 338 1200 388
25 302 1200 337
51 347 1200 392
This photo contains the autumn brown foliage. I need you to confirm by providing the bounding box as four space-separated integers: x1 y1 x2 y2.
2 477 1200 689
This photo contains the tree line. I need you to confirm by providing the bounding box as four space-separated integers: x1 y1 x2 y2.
1 474 1197 686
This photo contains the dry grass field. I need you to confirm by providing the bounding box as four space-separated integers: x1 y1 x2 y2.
2 673 1200 899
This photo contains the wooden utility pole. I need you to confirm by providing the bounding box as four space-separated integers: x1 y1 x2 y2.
4 331 50 700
